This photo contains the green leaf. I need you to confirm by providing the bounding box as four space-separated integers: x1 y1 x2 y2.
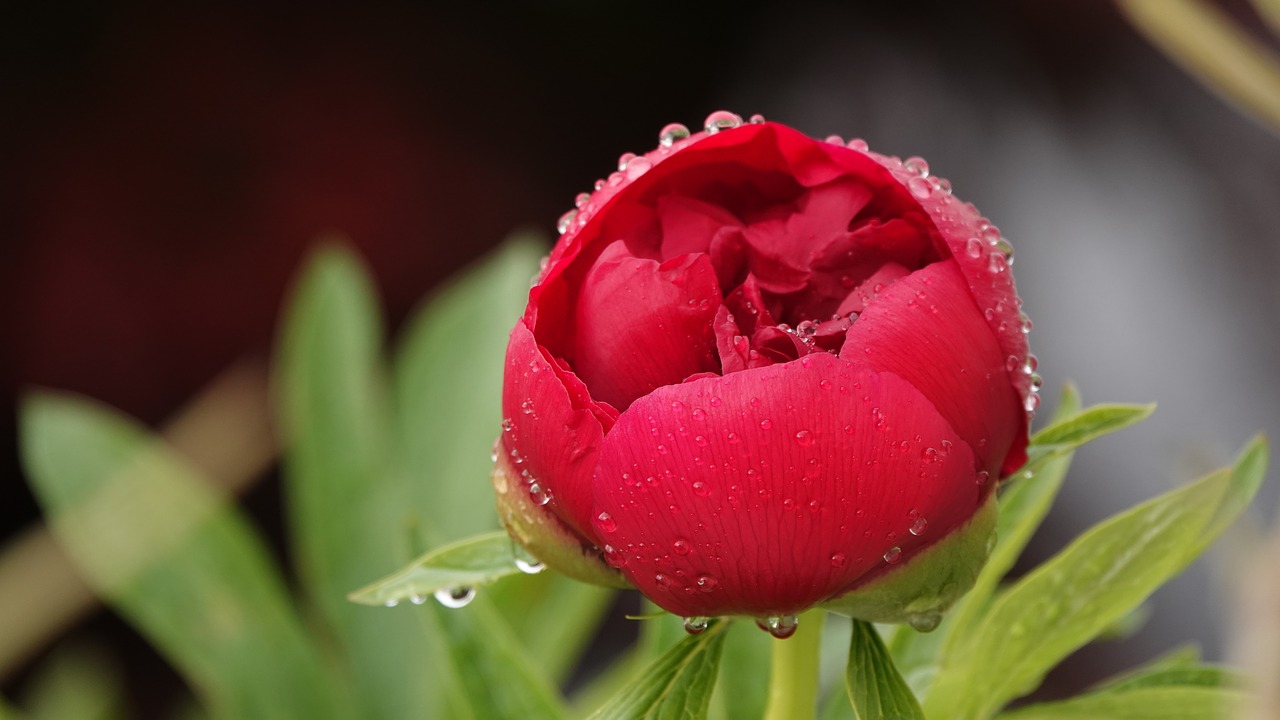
275 244 443 718
925 448 1263 720
22 643 123 720
486 572 616 686
346 531 523 606
1098 664 1242 693
20 393 348 720
587 620 728 720
994 687 1245 720
420 595 571 720
1190 434 1268 559
393 235 544 547
709 621 772 720
844 620 925 720
1028 402 1156 456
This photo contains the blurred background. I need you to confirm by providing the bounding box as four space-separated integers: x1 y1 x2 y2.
2 0 1278 716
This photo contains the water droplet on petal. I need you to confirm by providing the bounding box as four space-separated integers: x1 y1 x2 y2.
683 616 710 634
434 587 476 608
1025 393 1041 413
830 552 848 568
988 252 1009 274
903 156 929 176
883 546 903 564
965 237 984 258
975 470 991 486
794 429 814 447
617 152 636 171
748 113 766 124
692 481 710 497
574 192 590 208
760 419 772 430
557 209 577 235
658 122 691 147
604 544 628 568
704 110 743 134
909 516 929 536
672 538 692 555
695 574 718 592
595 511 618 534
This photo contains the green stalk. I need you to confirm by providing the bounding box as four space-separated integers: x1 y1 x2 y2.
762 610 825 720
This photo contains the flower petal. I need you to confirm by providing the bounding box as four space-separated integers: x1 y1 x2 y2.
841 259 1025 476
572 246 722 409
501 320 608 540
589 352 983 618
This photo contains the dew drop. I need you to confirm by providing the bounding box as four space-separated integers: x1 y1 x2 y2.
975 470 991 486
756 614 799 639
672 538 692 555
965 237 984 259
760 419 772 430
1025 393 1041 413
748 113 766 124
922 447 939 463
409 594 428 605
988 252 1008 274
383 599 400 608
883 546 903 564
805 458 822 479
515 557 545 574
704 110 743 134
683 616 710 634
909 516 929 536
658 122 691 147
502 418 514 432
655 572 673 589
726 431 740 444
528 483 552 506
617 152 636 171
908 612 942 633
908 176 932 199
604 544 628 568
794 429 814 447
595 511 617 534
694 434 708 447
695 574 718 592
692 481 710 497
434 587 476 609
557 209 577 235
830 551 848 568
903 156 929 176
574 191 590 208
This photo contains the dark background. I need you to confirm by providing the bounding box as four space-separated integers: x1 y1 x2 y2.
3 1 1278 716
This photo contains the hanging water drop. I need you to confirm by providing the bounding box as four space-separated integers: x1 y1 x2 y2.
515 557 545 574
434 587 476 609
883 546 903 564
704 110 743 134
658 122 691 147
409 594 428 605
383 599 400 608
683 616 710 635
908 612 942 633
756 614 799 639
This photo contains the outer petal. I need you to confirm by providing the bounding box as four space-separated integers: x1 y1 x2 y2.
842 259 1024 476
589 352 984 618
572 249 721 410
501 320 608 540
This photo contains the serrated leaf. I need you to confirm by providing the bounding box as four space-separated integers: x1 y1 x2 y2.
275 244 443 718
924 453 1260 720
20 393 348 720
394 235 544 547
994 686 1244 720
588 620 728 720
347 531 522 606
844 620 925 720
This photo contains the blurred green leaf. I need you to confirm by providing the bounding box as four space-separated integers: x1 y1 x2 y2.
20 393 348 720
22 643 123 720
347 531 523 606
924 438 1265 720
420 596 570 720
275 244 442 718
486 572 615 685
1191 434 1268 559
994 687 1244 720
709 621 772 720
393 234 544 547
587 620 728 720
844 620 924 720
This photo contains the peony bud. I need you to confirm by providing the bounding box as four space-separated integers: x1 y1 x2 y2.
493 113 1034 630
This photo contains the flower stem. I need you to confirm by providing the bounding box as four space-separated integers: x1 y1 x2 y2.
762 609 825 720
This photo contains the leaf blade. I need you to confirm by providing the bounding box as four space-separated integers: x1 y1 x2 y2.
588 621 729 720
845 620 925 720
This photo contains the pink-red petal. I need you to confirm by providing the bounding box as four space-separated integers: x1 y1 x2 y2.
589 352 984 618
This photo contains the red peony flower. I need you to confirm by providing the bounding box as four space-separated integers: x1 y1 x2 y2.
492 112 1036 633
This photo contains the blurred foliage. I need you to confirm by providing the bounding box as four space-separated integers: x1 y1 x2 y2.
8 239 1268 719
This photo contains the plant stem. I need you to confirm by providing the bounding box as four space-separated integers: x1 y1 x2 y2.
763 609 825 720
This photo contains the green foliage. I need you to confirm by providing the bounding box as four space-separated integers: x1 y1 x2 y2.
586 621 728 720
844 620 925 720
14 242 1268 720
